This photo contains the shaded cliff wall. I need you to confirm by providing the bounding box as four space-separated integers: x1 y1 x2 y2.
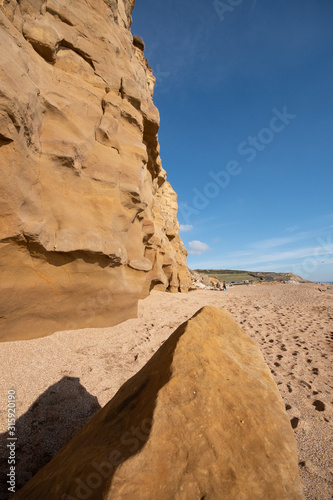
0 0 191 341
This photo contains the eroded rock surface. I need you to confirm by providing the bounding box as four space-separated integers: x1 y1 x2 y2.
0 0 190 341
13 307 304 500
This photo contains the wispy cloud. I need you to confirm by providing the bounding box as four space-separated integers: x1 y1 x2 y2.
247 244 333 265
193 242 333 269
286 225 299 233
188 240 210 256
249 236 298 250
248 257 333 273
179 224 193 232
249 229 328 251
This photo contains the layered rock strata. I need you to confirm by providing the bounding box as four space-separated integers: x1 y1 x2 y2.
0 0 191 341
12 307 304 500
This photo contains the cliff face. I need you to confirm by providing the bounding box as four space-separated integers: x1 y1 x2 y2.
0 0 191 341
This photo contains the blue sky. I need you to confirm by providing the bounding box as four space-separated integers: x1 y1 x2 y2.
132 0 333 282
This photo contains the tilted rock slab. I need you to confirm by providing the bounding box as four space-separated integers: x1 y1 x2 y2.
0 0 191 341
13 307 304 499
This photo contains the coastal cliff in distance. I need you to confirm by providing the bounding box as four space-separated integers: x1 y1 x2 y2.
0 0 191 341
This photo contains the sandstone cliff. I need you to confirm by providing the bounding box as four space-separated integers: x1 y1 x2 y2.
12 307 304 500
0 0 191 341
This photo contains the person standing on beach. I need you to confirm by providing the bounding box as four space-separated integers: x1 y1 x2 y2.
223 282 226 291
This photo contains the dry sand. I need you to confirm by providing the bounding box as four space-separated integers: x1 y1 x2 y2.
0 283 332 499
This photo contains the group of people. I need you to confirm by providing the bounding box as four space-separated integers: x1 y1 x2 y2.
216 281 227 291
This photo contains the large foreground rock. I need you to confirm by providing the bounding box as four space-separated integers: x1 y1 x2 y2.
0 0 190 341
13 307 304 499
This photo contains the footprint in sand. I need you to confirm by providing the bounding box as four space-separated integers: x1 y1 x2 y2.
300 380 311 389
312 367 319 375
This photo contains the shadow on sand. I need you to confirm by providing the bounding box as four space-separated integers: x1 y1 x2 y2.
0 376 101 499
11 318 190 500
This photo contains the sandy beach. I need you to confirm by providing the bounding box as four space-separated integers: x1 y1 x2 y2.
0 283 332 499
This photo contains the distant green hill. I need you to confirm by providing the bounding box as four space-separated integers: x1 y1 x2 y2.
193 269 308 284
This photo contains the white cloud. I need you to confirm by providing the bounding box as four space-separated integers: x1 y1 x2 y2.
179 224 193 232
188 240 210 256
